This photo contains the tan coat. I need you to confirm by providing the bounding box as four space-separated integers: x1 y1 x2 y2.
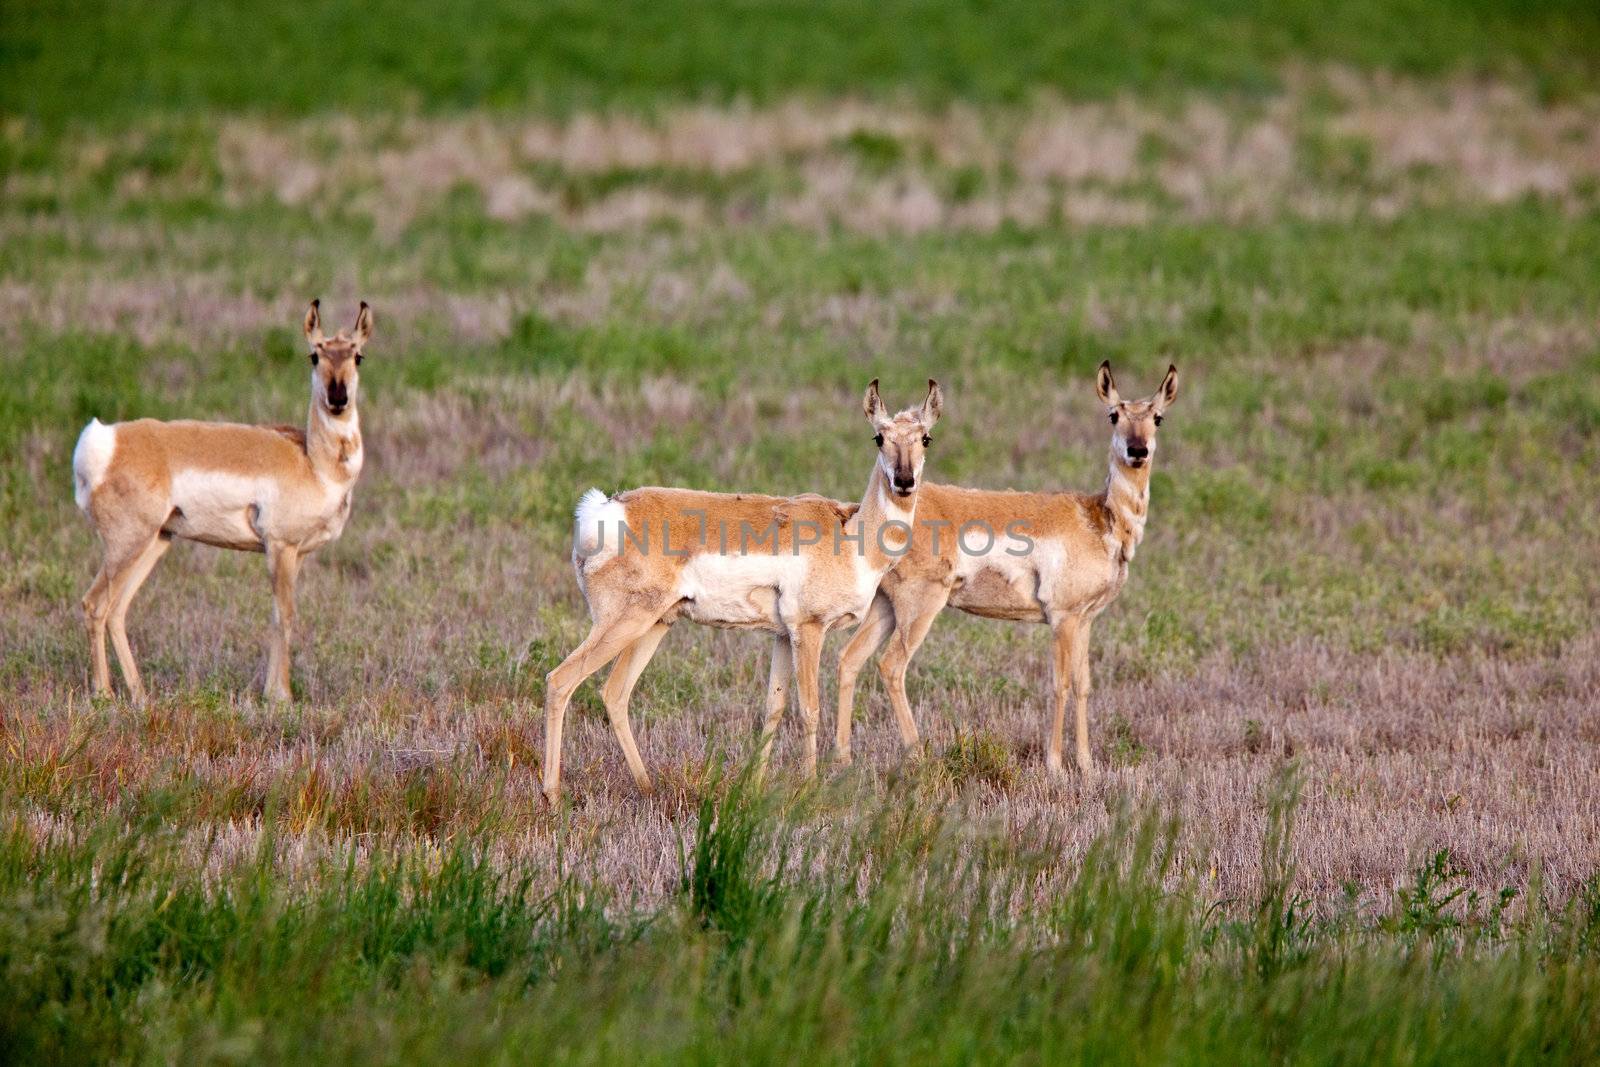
836 362 1177 775
81 418 360 554
542 381 942 801
74 300 373 703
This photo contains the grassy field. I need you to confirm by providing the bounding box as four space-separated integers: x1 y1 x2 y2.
5 2 1600 1061
8 0 1600 118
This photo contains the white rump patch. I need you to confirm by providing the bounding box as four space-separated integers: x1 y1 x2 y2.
72 418 116 511
574 488 628 559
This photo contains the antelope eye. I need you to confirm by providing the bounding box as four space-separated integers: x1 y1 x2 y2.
873 434 884 447
1154 414 1163 426
309 351 319 366
922 435 932 447
1108 411 1118 425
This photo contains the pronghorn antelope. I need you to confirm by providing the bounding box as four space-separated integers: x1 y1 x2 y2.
72 300 373 704
542 379 943 802
835 361 1177 777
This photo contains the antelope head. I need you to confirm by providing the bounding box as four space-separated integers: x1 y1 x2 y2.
303 300 374 419
1097 361 1177 470
864 378 943 499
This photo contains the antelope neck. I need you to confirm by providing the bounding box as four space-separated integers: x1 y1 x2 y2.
850 465 916 571
1101 448 1151 562
308 402 362 481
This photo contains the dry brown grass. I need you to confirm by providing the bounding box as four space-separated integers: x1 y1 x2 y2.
18 71 1597 240
6 628 1598 911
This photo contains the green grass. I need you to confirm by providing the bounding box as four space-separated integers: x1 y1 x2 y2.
6 0 1600 121
5 777 1600 1064
5 200 1596 661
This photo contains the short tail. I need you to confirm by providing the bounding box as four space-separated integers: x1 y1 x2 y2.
576 489 624 563
575 487 610 532
72 418 115 512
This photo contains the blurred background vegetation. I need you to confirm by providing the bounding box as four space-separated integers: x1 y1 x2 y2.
6 0 1600 119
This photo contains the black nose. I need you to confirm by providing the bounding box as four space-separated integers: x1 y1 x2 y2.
893 474 916 492
1126 441 1148 459
327 382 348 408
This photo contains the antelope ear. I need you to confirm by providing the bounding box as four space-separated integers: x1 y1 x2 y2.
304 299 325 349
1095 360 1120 407
1154 364 1178 412
863 378 890 427
920 378 944 427
351 301 374 348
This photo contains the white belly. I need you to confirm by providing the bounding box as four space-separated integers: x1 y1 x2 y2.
676 553 809 630
163 469 352 553
165 469 277 549
952 527 1039 585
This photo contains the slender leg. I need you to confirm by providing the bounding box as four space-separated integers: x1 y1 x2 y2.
756 634 794 779
83 521 165 701
82 562 115 697
600 621 671 793
542 606 664 803
264 544 301 703
1071 619 1096 777
877 583 951 753
1045 619 1080 778
790 621 825 778
834 593 894 765
105 533 172 705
